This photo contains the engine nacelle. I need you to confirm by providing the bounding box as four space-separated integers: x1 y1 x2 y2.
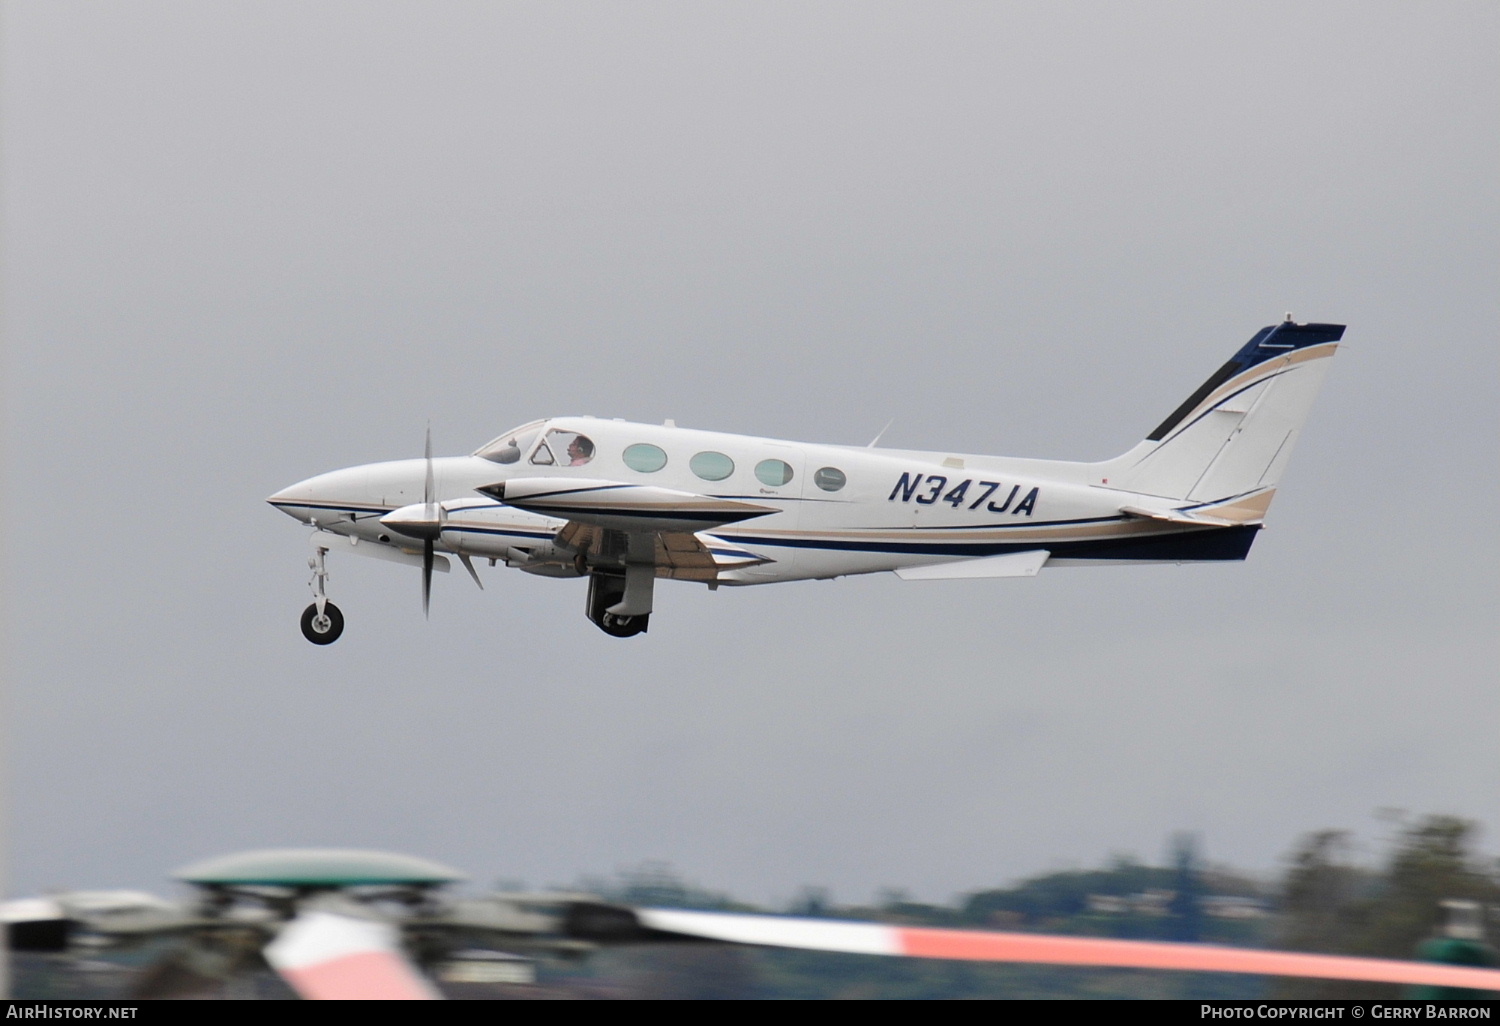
477 478 777 533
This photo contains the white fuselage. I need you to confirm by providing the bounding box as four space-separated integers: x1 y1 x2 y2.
268 416 1256 586
268 321 1340 640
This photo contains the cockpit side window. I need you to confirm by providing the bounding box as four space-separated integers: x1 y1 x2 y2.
534 429 595 467
476 421 546 464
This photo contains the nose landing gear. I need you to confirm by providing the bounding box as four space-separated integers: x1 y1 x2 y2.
301 542 345 645
301 601 344 644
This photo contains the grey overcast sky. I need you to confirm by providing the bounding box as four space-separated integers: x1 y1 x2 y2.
4 1 1496 904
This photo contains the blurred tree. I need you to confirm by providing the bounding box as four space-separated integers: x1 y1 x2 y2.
1280 831 1368 949
1274 816 1500 999
1362 816 1498 961
790 886 830 917
1168 833 1205 942
1272 829 1371 999
961 862 1179 935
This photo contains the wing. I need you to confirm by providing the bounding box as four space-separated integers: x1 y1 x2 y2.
629 908 1500 992
553 521 770 581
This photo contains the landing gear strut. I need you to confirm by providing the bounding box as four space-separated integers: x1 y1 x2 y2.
301 543 345 645
586 570 651 638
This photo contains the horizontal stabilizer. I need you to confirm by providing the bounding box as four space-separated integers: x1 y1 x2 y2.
1119 486 1276 528
895 549 1049 581
478 478 779 533
1119 505 1236 528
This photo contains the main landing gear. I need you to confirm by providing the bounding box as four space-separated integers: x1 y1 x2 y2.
301 543 344 645
586 569 652 638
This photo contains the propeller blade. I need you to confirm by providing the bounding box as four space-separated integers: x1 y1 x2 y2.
634 909 1500 992
264 910 440 1000
422 538 434 618
423 422 434 507
415 424 447 616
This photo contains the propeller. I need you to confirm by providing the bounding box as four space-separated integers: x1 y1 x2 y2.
421 424 438 617
379 424 471 618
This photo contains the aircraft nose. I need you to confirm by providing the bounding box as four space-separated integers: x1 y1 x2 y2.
267 475 320 522
267 479 310 507
267 471 330 507
267 466 371 520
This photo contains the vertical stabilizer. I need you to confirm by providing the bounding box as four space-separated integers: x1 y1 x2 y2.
1099 320 1342 503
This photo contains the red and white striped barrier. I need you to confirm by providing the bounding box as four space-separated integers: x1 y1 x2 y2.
638 908 1500 991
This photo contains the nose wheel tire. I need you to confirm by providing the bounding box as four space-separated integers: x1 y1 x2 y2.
301 602 345 645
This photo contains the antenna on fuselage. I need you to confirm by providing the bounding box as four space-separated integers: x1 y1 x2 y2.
867 418 895 448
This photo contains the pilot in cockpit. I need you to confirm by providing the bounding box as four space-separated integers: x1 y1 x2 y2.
529 429 595 468
566 435 595 466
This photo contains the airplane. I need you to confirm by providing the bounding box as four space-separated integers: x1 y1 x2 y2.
268 318 1344 642
7 847 1498 1000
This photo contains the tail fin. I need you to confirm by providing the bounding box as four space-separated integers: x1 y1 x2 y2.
1099 319 1343 505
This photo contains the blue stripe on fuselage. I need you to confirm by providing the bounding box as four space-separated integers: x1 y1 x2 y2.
721 525 1260 561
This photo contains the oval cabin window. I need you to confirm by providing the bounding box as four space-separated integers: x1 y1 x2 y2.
690 451 735 481
813 467 846 492
754 459 794 487
622 443 668 473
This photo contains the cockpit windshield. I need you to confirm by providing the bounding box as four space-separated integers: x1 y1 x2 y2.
475 420 547 464
531 428 595 467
